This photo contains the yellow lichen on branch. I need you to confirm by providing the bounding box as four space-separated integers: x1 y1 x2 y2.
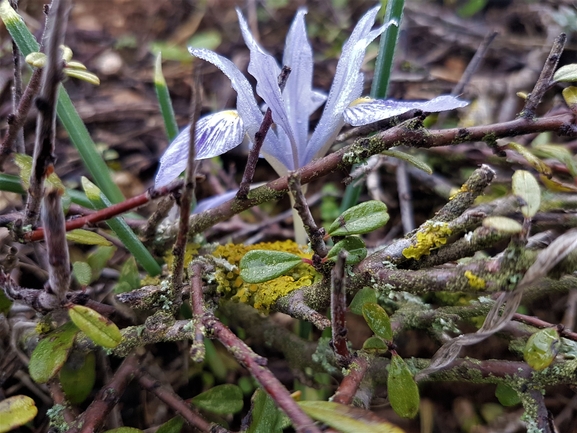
402 221 452 260
213 241 320 311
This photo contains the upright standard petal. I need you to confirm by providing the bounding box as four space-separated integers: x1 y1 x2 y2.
343 95 469 126
304 6 397 165
155 111 244 187
236 8 299 169
282 8 314 156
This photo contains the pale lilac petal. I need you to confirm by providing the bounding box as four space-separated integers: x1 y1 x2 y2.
188 48 263 138
236 8 299 169
155 111 245 187
304 7 397 165
282 8 313 155
343 95 469 126
310 90 327 114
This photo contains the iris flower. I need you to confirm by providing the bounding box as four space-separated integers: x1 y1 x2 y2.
155 4 468 187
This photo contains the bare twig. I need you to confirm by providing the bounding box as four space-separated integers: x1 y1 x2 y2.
237 66 291 199
24 0 70 225
137 370 227 432
141 195 175 243
171 66 201 312
67 353 140 433
330 251 350 366
395 161 414 233
287 172 328 257
203 314 321 433
331 355 369 405
41 187 69 303
521 33 566 118
189 262 206 363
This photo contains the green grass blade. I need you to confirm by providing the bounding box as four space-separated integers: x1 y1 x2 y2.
1 0 125 204
154 53 179 141
340 0 405 212
371 0 405 99
82 178 162 276
0 173 25 194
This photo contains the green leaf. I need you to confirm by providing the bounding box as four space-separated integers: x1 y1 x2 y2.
349 287 378 315
0 395 38 433
29 322 79 383
511 170 540 218
381 149 432 174
60 352 96 404
457 0 488 17
362 336 388 353
154 53 179 141
191 384 244 415
523 327 560 371
114 257 141 294
239 250 303 284
155 417 184 433
553 64 577 83
327 201 389 236
532 142 577 178
506 142 551 177
81 177 162 276
362 303 393 341
72 261 92 287
86 245 117 283
387 353 420 419
0 173 25 194
66 229 112 246
188 30 222 50
495 383 521 407
482 216 523 234
68 304 122 349
64 68 100 85
102 429 143 433
562 86 577 110
247 389 290 433
0 289 12 315
14 154 70 208
298 401 405 433
325 236 367 265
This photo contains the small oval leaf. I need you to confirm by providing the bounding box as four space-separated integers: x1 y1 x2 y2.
60 352 96 404
68 304 122 348
29 322 79 384
298 401 405 433
512 170 540 218
325 236 367 265
362 303 393 342
327 201 389 236
553 64 577 83
388 353 420 419
506 142 551 177
562 86 577 110
247 388 289 433
239 250 303 284
523 327 560 371
66 229 112 246
381 149 432 174
362 336 388 353
72 261 92 287
495 383 521 407
0 395 38 433
349 287 378 315
482 216 523 234
191 384 244 415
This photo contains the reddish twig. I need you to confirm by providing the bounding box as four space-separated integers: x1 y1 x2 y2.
331 355 369 405
67 353 140 433
24 181 183 242
137 370 227 432
237 66 291 199
203 315 321 433
513 313 577 342
330 251 351 366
